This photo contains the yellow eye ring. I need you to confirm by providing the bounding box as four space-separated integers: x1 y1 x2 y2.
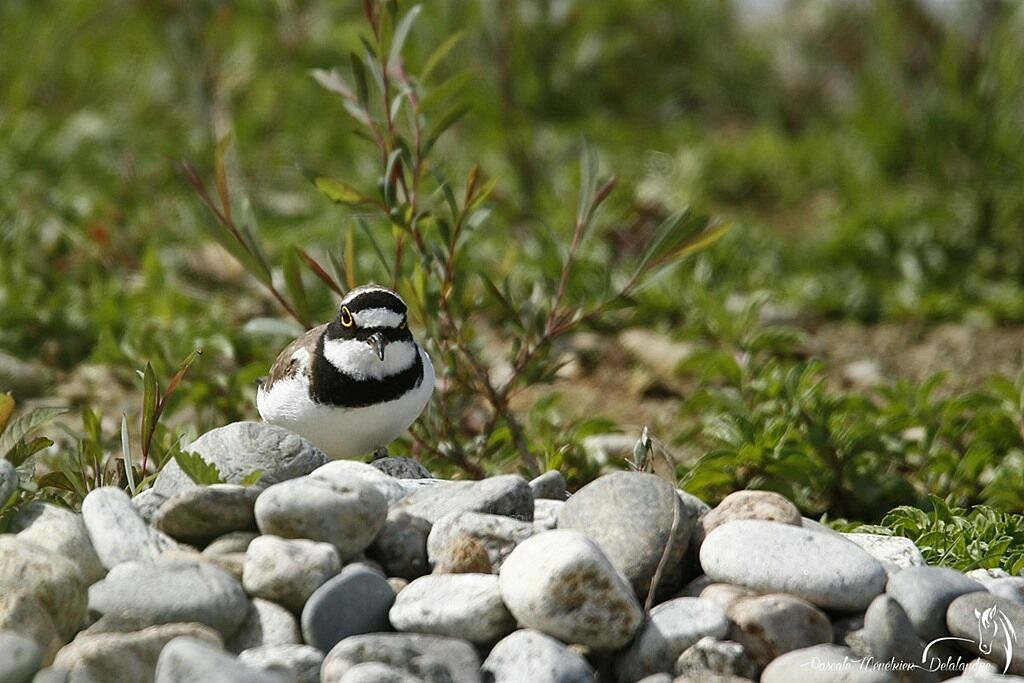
340 306 354 327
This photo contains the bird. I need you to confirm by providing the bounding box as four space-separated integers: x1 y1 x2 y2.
256 284 435 459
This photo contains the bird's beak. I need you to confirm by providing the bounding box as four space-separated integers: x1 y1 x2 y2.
368 331 387 361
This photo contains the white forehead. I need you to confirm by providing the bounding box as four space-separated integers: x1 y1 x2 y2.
353 307 404 328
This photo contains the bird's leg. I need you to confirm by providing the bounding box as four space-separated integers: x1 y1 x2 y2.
372 446 389 461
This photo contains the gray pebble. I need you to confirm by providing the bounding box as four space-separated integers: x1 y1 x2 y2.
88 557 248 638
0 630 43 683
203 531 260 556
81 487 178 569
242 535 340 613
154 636 288 683
529 471 567 500
888 566 987 641
390 573 515 645
700 520 887 611
52 622 221 683
371 456 432 479
615 597 730 681
255 477 387 560
559 471 694 599
301 565 395 652
499 529 643 651
427 511 536 572
674 636 758 679
482 629 595 683
761 644 897 682
145 422 327 517
726 593 832 668
0 458 18 505
320 633 480 683
238 644 324 683
11 502 105 585
227 598 301 653
152 485 259 545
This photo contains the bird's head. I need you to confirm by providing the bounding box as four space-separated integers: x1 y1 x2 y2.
324 285 413 368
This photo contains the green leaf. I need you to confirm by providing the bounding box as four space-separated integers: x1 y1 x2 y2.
121 413 135 495
240 469 264 487
421 30 465 82
350 52 370 110
314 177 371 206
140 362 158 449
214 133 233 223
173 450 224 486
577 142 599 226
344 224 357 291
0 407 66 462
0 393 14 434
423 105 469 156
387 5 422 69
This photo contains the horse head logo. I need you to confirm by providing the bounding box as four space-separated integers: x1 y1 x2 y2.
974 605 1016 672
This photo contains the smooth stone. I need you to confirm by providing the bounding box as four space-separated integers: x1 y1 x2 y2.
947 593 1024 674
529 471 567 500
334 662 423 682
696 490 802 547
371 475 533 579
152 485 259 545
52 622 221 683
389 573 515 645
29 670 68 683
481 629 595 683
0 536 87 643
987 578 1024 605
693 583 759 612
533 499 563 532
863 595 936 683
843 533 925 574
238 644 324 683
431 532 493 574
88 558 248 638
582 434 638 466
499 529 643 650
254 477 387 560
700 520 887 611
0 458 18 503
0 594 61 665
11 503 106 585
145 422 328 516
427 511 536 572
0 630 43 683
242 535 340 613
227 599 301 653
204 531 259 556
674 636 758 679
762 644 897 682
833 614 872 659
726 593 832 668
887 566 987 641
558 471 694 599
371 457 432 479
310 460 409 504
615 597 730 681
81 487 178 569
320 633 480 683
301 565 395 652
154 636 288 683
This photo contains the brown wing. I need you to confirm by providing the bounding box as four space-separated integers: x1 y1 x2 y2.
262 324 326 392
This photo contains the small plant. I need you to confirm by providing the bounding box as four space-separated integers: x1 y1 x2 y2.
182 2 726 478
841 496 1024 574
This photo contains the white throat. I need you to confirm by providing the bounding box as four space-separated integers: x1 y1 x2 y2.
322 338 418 380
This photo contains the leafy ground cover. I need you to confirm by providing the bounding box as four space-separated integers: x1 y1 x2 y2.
3 1 1024 566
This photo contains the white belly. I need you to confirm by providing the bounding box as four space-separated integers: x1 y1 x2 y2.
257 347 435 459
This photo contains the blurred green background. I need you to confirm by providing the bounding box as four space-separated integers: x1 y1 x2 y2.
4 0 1024 523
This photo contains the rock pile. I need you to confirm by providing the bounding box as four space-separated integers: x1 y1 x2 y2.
1 421 1022 682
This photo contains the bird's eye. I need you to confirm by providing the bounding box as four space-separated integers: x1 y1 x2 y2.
340 306 354 327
